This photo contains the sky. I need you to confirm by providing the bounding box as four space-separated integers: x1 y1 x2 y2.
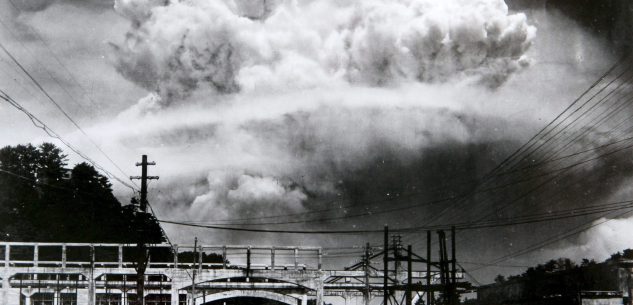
0 0 632 284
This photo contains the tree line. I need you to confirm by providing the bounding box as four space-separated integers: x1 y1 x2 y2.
480 250 633 305
0 142 163 243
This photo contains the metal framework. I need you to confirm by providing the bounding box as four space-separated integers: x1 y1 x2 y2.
325 226 471 305
0 232 471 305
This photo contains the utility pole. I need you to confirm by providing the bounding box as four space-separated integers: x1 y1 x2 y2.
437 231 448 305
384 225 389 305
451 226 457 305
131 155 159 212
427 231 432 305
191 237 198 305
364 242 371 305
406 245 412 305
392 235 402 279
130 155 159 305
89 246 95 305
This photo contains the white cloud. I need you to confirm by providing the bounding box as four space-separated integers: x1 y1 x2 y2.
111 0 536 104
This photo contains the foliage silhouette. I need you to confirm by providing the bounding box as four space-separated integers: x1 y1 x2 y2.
0 143 164 243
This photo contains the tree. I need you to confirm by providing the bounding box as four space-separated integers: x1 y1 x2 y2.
0 143 55 240
120 203 165 244
0 142 164 243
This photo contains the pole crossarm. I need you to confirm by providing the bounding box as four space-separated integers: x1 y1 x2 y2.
337 226 471 305
130 154 160 305
130 176 159 180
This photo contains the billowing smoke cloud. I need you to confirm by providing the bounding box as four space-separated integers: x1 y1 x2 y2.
111 0 535 104
71 0 633 280
106 0 538 232
185 171 307 222
540 216 633 263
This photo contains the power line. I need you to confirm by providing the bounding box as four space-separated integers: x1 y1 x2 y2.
158 220 383 234
170 75 633 227
421 57 630 227
452 92 633 226
498 58 631 173
4 0 99 110
0 40 136 190
469 208 633 273
147 129 633 231
162 137 633 228
0 90 136 190
394 57 633 251
459 261 531 268
410 133 633 249
539 87 633 162
184 86 633 226
0 15 90 112
159 197 633 234
426 59 633 230
457 262 483 286
144 179 195 282
408 122 633 251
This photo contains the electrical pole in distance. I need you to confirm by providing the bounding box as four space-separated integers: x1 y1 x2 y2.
131 155 159 213
130 155 159 305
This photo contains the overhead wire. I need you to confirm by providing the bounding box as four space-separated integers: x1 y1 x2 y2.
540 91 633 162
419 57 629 226
159 197 633 234
440 58 633 224
152 55 633 272
147 128 633 231
0 13 190 280
459 261 531 269
144 180 195 281
428 130 633 251
5 0 99 110
0 90 136 190
161 134 633 228
495 57 631 173
453 67 633 226
0 15 89 112
504 63 633 171
2 9 628 276
469 207 633 273
176 76 633 226
401 56 633 249
163 66 633 228
457 262 483 286
0 40 136 191
436 81 626 247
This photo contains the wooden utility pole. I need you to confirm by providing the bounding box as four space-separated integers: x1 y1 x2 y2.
427 231 432 305
130 155 159 305
89 246 95 305
406 245 412 305
437 230 449 305
131 155 159 212
191 237 198 305
384 225 389 305
364 242 371 305
451 226 457 305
